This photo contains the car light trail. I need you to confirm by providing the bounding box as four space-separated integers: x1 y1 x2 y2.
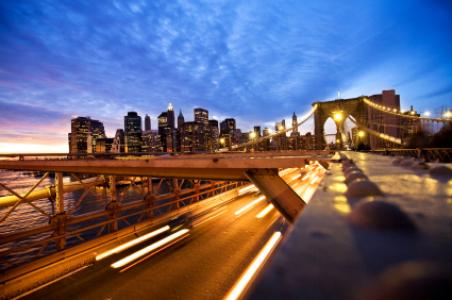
238 184 257 195
256 204 274 219
291 173 302 181
224 231 282 300
234 195 266 216
111 228 190 269
96 225 170 261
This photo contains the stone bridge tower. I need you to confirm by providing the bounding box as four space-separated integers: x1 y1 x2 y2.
313 97 369 149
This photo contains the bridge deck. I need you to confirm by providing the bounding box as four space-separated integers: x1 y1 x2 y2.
249 152 452 299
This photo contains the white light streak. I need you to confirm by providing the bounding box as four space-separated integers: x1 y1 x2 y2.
234 195 266 216
111 229 189 269
256 204 274 219
238 184 257 196
96 226 170 261
224 231 282 300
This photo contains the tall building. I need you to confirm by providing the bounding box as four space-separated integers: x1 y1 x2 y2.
220 118 236 135
112 129 125 153
292 112 298 133
158 103 176 152
144 114 151 131
167 103 175 130
194 108 209 126
124 112 143 153
220 118 237 147
177 110 185 129
367 90 401 149
68 117 105 154
193 108 210 150
289 112 301 150
209 120 219 150
176 110 185 152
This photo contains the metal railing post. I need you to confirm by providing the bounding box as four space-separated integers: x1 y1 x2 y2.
107 176 119 232
144 177 155 218
53 172 67 250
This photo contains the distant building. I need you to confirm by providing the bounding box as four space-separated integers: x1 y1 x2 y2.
367 90 401 149
124 112 143 153
158 103 176 152
176 110 185 152
142 130 161 152
95 138 114 153
262 127 271 151
209 120 219 150
220 118 237 147
289 112 301 150
112 129 125 153
144 114 151 131
194 108 209 126
68 117 105 154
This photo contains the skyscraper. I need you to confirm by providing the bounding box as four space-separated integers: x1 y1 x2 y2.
112 129 125 153
194 108 209 126
68 117 105 154
177 109 185 129
144 114 151 131
167 103 175 130
124 112 142 153
158 103 176 152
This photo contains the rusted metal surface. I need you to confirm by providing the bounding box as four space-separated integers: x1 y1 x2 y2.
248 152 452 299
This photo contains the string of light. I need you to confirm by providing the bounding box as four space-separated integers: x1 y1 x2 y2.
363 98 451 123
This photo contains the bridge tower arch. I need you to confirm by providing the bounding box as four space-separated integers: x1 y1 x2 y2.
313 97 368 149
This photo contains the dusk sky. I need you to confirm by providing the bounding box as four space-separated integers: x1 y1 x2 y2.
1 0 452 152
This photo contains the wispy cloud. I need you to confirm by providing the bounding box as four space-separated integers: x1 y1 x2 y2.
0 0 451 151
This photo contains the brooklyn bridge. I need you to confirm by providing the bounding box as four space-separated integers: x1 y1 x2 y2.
0 92 451 300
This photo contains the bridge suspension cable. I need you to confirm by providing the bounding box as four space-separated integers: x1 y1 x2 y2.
348 117 403 145
363 98 451 123
222 104 318 151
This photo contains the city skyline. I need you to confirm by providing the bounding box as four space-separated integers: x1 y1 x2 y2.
1 0 452 152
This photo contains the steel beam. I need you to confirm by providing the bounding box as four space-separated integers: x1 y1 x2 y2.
245 169 305 223
0 154 329 180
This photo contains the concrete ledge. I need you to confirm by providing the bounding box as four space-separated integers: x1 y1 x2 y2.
248 152 452 299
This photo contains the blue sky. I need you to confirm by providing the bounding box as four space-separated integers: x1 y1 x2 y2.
0 0 451 151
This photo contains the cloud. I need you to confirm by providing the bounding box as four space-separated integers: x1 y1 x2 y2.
0 0 451 151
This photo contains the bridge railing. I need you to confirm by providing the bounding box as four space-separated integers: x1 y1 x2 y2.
0 170 244 272
367 148 452 163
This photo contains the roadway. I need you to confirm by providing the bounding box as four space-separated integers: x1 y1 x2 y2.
21 166 324 300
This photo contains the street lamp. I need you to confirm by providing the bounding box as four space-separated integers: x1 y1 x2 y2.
333 112 343 122
443 111 452 118
423 111 431 117
219 137 225 146
358 130 365 138
249 131 257 140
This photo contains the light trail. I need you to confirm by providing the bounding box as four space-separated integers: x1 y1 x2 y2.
111 228 190 269
238 184 257 196
224 231 283 300
256 204 274 219
291 173 302 181
234 195 266 216
96 225 170 261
